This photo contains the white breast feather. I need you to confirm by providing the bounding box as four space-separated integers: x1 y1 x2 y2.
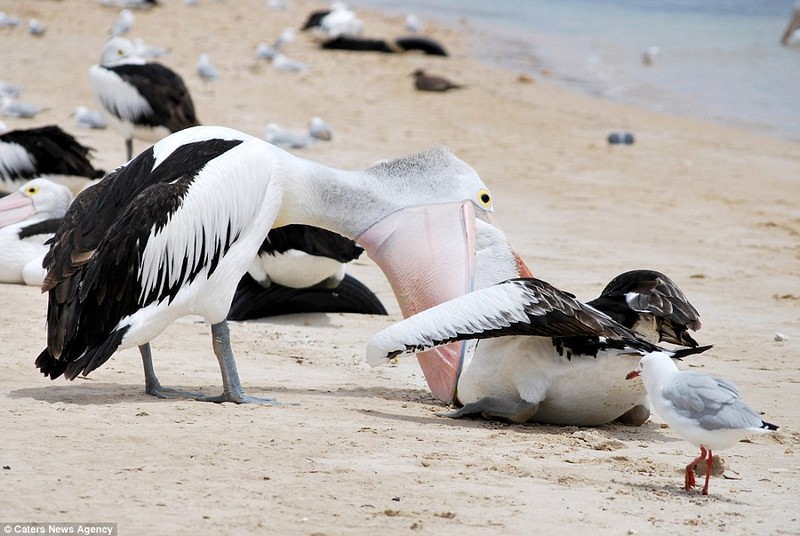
89 65 154 122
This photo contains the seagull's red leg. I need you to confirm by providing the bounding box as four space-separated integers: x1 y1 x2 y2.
701 449 713 495
685 446 706 492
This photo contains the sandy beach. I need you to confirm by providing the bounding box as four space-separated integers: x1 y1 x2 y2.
1 1 799 534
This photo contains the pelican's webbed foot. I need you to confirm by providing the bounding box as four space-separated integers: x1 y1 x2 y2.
438 397 540 424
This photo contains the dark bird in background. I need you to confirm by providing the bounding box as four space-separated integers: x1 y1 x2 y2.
89 37 199 161
412 69 463 92
228 224 387 320
0 125 105 193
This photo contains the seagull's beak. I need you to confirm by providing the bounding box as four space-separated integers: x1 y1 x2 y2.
0 190 35 227
625 370 640 380
358 201 530 403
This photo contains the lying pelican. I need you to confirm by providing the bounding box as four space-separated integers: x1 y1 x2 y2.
0 178 73 285
36 125 503 403
227 224 387 319
367 220 709 425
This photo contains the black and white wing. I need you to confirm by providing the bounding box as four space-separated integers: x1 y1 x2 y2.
587 269 701 347
367 277 642 366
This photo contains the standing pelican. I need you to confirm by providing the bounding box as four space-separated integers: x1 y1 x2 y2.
0 178 72 285
89 36 199 160
36 126 505 403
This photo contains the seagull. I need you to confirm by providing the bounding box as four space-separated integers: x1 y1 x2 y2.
0 125 105 193
73 106 109 130
0 11 23 27
308 116 333 141
35 125 505 404
642 46 660 66
412 69 463 92
89 37 200 160
196 52 219 86
0 178 73 286
264 123 313 148
28 18 46 36
0 81 21 99
405 14 422 34
132 38 169 59
1 96 47 119
271 53 309 73
626 352 780 495
110 9 135 36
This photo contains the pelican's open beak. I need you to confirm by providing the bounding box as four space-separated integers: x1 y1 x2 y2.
0 190 35 227
625 370 640 380
357 201 531 403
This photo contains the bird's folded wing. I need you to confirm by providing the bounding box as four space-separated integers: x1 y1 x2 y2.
366 277 635 366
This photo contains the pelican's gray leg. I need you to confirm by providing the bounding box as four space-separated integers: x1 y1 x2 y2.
125 138 133 161
141 343 204 399
195 321 281 404
439 397 540 424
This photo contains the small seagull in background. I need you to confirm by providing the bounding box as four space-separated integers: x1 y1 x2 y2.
266 0 288 9
626 352 780 495
1 96 47 119
73 106 108 130
132 38 169 59
271 53 308 73
256 28 295 61
412 69 463 92
405 14 422 34
0 81 21 99
196 53 219 88
264 122 313 149
110 9 135 36
28 18 46 36
309 116 333 141
0 11 23 28
642 46 660 66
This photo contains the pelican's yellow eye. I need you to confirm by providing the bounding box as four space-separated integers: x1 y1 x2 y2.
25 185 40 195
477 188 492 209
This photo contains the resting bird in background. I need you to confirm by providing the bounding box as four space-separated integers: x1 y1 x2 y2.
196 52 219 88
228 224 386 320
627 352 779 495
0 178 73 285
412 69 463 92
89 36 200 160
0 125 105 193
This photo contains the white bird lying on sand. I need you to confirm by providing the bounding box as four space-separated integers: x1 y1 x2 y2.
0 178 73 286
626 352 780 495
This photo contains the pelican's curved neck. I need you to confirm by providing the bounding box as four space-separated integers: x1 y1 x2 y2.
274 155 386 240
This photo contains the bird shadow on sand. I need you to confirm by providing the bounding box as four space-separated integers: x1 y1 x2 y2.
7 381 439 407
617 478 753 506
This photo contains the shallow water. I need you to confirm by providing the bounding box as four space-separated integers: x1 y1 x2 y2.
352 0 800 141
